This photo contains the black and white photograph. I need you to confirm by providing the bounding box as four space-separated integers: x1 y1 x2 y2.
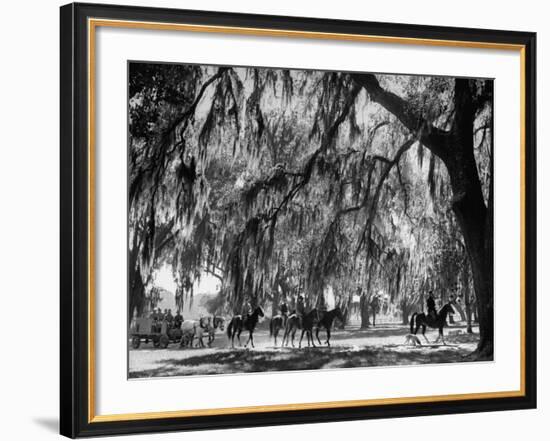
128 62 494 378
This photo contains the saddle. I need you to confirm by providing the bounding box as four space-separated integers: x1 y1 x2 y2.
427 309 437 325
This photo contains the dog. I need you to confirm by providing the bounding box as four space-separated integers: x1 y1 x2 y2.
447 329 463 336
404 333 422 346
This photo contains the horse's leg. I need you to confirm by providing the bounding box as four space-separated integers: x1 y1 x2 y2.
299 329 305 348
284 323 292 347
250 331 255 348
326 328 331 347
421 324 430 344
439 327 446 345
315 326 322 346
237 328 242 346
291 328 296 347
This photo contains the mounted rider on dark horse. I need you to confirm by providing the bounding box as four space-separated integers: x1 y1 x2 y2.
410 290 455 345
227 300 265 348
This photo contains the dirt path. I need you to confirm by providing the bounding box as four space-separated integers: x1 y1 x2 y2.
129 323 481 378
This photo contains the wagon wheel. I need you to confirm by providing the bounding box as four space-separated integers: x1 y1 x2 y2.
159 334 169 349
153 336 161 348
171 329 182 343
131 337 141 349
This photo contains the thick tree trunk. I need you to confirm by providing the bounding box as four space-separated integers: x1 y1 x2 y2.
129 259 145 325
453 198 493 357
400 301 410 325
463 261 473 333
352 74 493 358
448 80 493 358
359 295 370 329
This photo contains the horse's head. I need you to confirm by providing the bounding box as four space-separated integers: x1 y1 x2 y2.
216 316 225 331
444 302 456 316
256 306 265 317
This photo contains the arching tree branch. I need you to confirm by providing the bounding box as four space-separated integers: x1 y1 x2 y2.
350 73 450 161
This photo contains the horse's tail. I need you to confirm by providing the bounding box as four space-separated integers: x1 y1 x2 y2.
227 318 233 339
410 313 418 334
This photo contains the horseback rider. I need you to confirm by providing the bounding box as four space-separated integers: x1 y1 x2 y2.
280 300 289 326
318 297 327 322
296 295 305 327
243 300 253 318
427 290 437 322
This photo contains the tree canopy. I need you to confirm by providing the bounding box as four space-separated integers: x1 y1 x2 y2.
128 62 492 355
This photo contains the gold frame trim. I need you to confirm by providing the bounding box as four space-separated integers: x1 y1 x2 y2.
87 18 527 424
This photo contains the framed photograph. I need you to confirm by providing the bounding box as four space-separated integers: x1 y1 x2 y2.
60 2 537 438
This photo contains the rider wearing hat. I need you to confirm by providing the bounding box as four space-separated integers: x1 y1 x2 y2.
243 300 253 317
427 290 437 322
296 295 305 327
280 300 289 326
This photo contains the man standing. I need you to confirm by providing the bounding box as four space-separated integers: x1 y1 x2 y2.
165 309 174 328
151 308 161 332
174 310 183 329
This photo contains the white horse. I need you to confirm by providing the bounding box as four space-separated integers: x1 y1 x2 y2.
179 318 211 348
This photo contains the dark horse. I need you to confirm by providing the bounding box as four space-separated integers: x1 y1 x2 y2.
409 303 456 345
315 307 345 346
227 306 265 348
282 309 319 348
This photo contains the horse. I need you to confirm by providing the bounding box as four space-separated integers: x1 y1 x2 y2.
226 306 265 348
269 313 287 346
315 307 345 346
409 302 456 345
282 309 318 348
179 318 210 348
206 316 225 346
299 309 320 348
179 319 198 348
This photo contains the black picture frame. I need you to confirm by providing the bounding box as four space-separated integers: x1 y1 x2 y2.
60 2 537 438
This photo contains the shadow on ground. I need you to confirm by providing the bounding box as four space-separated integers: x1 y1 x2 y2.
130 333 482 378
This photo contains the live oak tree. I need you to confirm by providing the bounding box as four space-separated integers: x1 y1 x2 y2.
350 74 493 357
129 63 493 358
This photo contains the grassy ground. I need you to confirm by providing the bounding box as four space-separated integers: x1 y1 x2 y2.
129 324 484 378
